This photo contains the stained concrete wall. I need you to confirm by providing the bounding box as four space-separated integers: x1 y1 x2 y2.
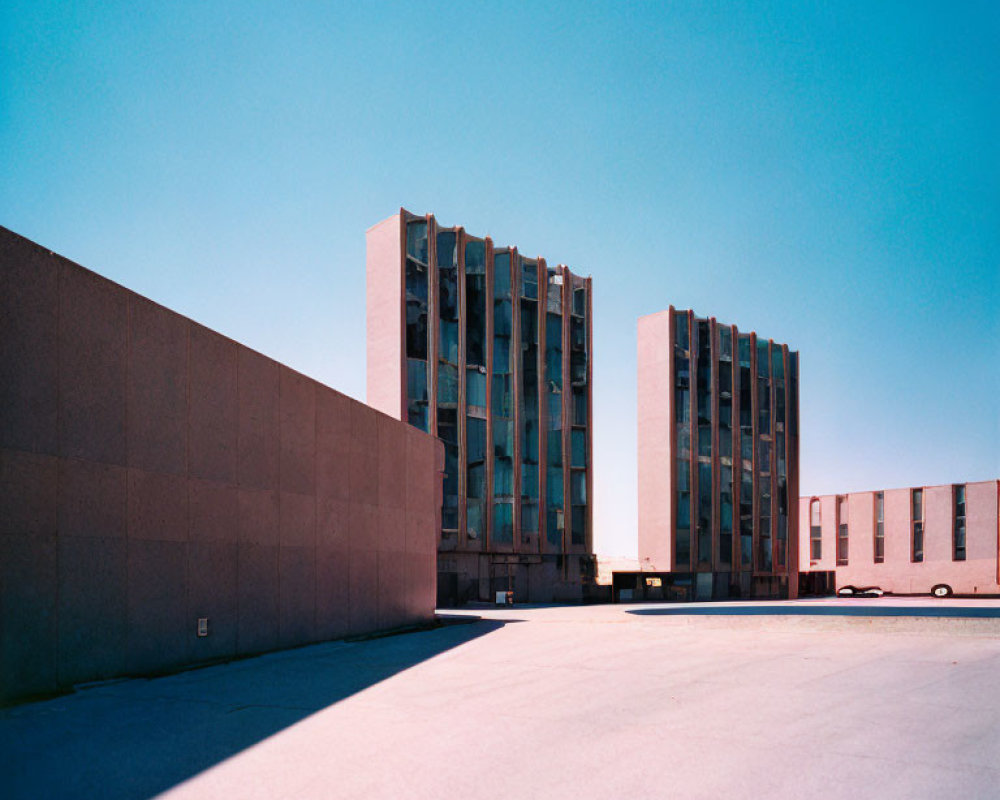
0 226 442 703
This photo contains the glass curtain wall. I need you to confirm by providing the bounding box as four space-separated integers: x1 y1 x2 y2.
465 239 487 541
674 311 692 568
569 284 588 546
520 258 540 544
545 269 564 548
737 334 753 568
492 252 515 545
772 345 787 568
717 325 734 568
405 221 429 431
436 229 460 535
695 319 713 567
756 339 772 571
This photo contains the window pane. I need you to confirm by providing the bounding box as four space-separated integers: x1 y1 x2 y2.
571 429 587 467
493 502 513 544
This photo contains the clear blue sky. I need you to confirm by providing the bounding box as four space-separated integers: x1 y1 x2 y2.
2 1 997 557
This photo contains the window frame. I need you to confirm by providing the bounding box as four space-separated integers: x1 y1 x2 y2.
953 484 966 562
873 492 885 564
809 498 822 561
911 488 924 563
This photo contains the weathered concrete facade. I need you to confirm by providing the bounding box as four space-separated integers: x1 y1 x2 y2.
1 226 442 703
367 210 595 604
636 307 800 600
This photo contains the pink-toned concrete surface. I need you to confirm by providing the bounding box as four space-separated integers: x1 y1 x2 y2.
4 601 998 800
0 226 443 703
636 310 672 571
365 213 404 421
800 481 1000 595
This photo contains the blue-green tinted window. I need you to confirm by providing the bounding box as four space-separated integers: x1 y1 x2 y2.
571 430 587 467
757 381 770 434
718 326 732 359
494 253 511 298
494 418 513 459
440 407 459 531
465 240 485 273
571 471 587 505
437 363 457 405
406 358 427 430
676 425 691 458
697 462 712 564
436 230 456 267
547 467 563 504
406 221 428 262
522 502 539 535
493 502 513 544
771 346 784 379
546 508 563 547
440 321 458 365
738 334 751 367
674 312 689 351
521 258 538 299
573 390 587 426
521 292 539 506
677 490 691 528
547 390 562 431
571 505 586 546
492 374 512 417
698 425 712 457
467 417 486 470
757 340 769 378
467 500 484 541
521 464 538 500
466 369 486 411
467 416 487 539
719 464 733 567
465 244 486 366
545 313 562 383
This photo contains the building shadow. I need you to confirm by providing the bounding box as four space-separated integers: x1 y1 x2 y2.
1 617 512 800
628 604 1000 618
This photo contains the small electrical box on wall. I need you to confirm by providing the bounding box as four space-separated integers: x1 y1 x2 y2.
197 618 209 637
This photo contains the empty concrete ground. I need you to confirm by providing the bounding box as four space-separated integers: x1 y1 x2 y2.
2 599 999 799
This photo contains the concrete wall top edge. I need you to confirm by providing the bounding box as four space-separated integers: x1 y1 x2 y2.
0 225 435 447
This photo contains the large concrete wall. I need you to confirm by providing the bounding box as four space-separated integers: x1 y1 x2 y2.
1 226 442 703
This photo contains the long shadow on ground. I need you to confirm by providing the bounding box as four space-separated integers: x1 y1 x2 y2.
0 617 509 800
628 605 1000 618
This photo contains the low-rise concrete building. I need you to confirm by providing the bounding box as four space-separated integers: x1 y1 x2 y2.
799 480 1000 596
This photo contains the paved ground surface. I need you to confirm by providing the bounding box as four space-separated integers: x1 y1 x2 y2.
3 598 1000 799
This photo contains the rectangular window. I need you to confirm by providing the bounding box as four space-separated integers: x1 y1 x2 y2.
954 484 966 561
809 499 821 561
674 311 689 351
836 496 848 566
837 524 849 565
911 488 923 563
874 492 885 563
